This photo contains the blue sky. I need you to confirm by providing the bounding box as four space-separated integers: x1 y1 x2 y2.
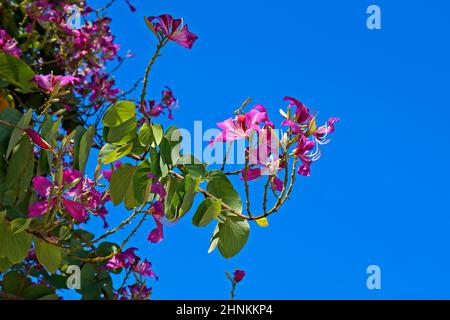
76 0 450 299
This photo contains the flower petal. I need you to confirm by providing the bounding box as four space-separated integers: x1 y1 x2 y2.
32 176 52 198
62 198 86 222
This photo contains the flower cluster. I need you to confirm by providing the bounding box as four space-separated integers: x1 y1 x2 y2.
145 14 198 49
106 247 157 300
280 96 339 176
105 247 157 279
116 284 152 300
0 28 21 57
28 169 109 225
26 1 126 111
139 87 177 122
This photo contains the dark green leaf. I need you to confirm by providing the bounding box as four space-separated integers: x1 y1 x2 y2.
218 214 250 259
0 53 36 93
6 109 32 158
107 116 136 144
34 237 63 274
78 125 95 173
192 198 222 227
207 170 242 213
109 163 136 206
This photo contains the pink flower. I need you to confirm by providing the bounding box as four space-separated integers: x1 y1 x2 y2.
271 177 283 192
294 135 317 177
148 211 164 244
25 129 53 150
312 117 340 143
212 105 270 144
233 270 246 283
106 247 139 269
240 168 262 181
132 259 158 279
139 87 177 120
0 28 21 57
281 96 311 134
34 74 78 93
146 14 198 49
28 169 87 222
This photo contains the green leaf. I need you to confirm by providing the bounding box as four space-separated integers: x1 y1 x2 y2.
97 242 120 257
10 217 31 234
0 53 36 93
23 284 56 299
179 154 207 180
5 136 35 205
0 219 32 263
100 142 133 164
0 257 12 272
6 109 32 158
107 116 136 144
2 271 29 295
152 124 163 146
179 175 201 217
165 125 182 146
207 170 242 213
138 122 154 146
208 224 220 254
160 136 173 165
192 198 222 227
218 214 250 259
102 101 135 127
0 107 21 155
80 263 100 298
109 163 136 206
133 159 153 204
78 125 95 173
34 237 63 274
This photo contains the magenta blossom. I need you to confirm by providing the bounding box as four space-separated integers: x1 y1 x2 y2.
34 74 78 93
105 247 138 269
146 14 198 49
132 259 158 280
311 117 340 144
0 28 21 57
281 96 311 134
117 284 152 300
212 105 271 145
139 87 177 121
106 248 158 279
28 169 86 222
145 174 166 244
233 269 246 283
294 135 317 177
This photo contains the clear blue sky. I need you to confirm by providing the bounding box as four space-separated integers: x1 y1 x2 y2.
77 0 450 299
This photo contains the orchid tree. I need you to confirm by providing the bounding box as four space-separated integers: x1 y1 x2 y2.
0 0 338 300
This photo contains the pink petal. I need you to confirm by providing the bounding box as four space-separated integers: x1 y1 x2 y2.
240 168 261 181
147 218 164 243
62 198 86 222
32 176 52 197
28 199 55 218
